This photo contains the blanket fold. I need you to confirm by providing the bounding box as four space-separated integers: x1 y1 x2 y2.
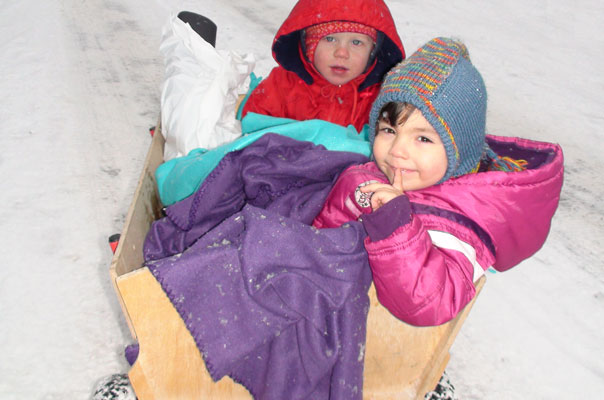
155 112 371 206
143 134 372 400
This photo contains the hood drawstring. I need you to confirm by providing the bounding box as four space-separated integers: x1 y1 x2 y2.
320 85 337 122
318 83 360 128
320 84 336 99
483 145 528 172
349 85 359 126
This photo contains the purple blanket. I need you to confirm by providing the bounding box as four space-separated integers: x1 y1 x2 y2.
143 134 372 399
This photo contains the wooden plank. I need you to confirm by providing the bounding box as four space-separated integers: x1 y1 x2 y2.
117 268 251 399
414 276 485 399
109 122 165 337
109 123 164 277
117 265 484 400
362 276 485 399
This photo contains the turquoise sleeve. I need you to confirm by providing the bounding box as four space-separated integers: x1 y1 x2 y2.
156 112 371 206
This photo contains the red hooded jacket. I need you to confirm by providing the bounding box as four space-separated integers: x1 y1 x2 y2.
241 0 405 132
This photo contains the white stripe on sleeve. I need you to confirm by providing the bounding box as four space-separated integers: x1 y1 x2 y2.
427 230 486 283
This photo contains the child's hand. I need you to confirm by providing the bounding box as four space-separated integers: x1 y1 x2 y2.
360 168 404 211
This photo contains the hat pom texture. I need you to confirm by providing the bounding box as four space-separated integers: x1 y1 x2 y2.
369 37 487 183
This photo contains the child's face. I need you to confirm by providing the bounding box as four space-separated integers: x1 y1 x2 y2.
373 109 448 191
313 32 374 86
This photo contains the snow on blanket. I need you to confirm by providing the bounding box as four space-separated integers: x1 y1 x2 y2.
143 133 372 399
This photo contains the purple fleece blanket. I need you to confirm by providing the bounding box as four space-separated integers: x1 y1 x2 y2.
143 134 372 399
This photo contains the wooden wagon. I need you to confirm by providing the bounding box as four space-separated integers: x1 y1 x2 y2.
108 120 485 399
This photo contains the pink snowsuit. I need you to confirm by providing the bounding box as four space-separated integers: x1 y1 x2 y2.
313 134 564 326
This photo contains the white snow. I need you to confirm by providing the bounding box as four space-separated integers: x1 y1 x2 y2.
1 0 603 399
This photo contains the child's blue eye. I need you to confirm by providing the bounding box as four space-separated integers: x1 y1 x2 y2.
324 36 335 42
352 39 363 46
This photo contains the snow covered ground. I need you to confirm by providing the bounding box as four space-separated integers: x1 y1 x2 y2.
1 0 603 398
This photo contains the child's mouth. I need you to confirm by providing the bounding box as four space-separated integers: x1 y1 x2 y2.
330 66 348 74
391 167 413 175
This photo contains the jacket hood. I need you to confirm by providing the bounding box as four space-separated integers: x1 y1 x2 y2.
409 135 564 272
272 0 405 90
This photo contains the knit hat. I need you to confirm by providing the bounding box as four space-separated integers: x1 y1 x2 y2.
304 21 378 63
369 37 487 183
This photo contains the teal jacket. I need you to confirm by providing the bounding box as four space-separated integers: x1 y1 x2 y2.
156 112 371 206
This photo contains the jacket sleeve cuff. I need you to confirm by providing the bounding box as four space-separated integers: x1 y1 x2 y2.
362 195 412 242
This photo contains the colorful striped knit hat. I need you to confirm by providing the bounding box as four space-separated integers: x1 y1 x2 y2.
304 21 378 63
369 37 487 183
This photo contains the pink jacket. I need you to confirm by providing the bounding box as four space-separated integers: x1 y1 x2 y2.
313 135 564 326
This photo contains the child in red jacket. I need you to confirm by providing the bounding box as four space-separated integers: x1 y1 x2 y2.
241 0 405 133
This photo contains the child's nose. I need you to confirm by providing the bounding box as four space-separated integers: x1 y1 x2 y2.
334 45 349 59
389 136 409 159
